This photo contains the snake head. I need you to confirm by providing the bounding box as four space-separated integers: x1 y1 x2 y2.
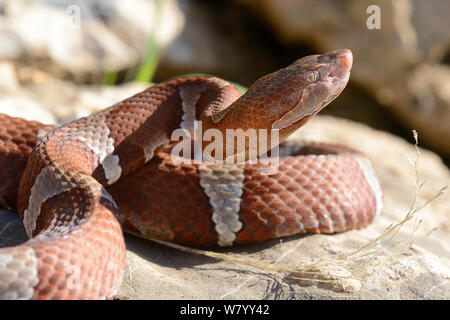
200 49 353 162
269 49 353 131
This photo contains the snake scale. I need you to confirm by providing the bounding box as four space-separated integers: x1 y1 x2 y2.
0 49 382 299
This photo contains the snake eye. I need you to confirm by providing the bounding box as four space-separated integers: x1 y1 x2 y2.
305 70 319 83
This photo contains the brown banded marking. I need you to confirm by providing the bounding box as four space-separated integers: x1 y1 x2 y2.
179 85 205 135
206 77 236 124
23 161 118 237
17 168 123 299
179 77 233 132
23 164 76 237
142 135 171 163
64 112 122 185
178 78 246 246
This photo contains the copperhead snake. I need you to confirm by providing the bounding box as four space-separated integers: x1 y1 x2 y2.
0 49 383 299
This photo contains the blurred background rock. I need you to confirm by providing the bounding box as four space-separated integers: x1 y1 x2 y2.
0 0 449 163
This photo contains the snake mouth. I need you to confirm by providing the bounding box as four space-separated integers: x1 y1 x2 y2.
321 49 352 95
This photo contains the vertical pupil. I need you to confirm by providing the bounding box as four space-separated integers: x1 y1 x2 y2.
306 71 318 82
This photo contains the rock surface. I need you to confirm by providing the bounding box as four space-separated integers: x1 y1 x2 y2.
155 0 276 86
0 0 183 81
0 61 148 124
0 79 449 299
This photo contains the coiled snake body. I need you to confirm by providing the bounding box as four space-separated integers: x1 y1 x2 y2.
0 49 382 299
